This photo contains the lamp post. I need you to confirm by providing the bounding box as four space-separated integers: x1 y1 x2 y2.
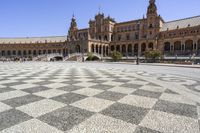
136 22 140 65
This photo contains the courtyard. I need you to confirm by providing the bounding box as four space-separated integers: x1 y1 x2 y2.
0 62 199 133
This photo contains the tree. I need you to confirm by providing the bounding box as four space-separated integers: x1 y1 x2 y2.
144 50 162 63
111 50 122 62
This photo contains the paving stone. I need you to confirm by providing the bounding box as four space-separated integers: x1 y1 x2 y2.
132 89 162 99
101 103 149 125
95 91 126 101
0 109 32 131
51 93 86 104
2 94 44 107
38 106 94 131
153 100 198 119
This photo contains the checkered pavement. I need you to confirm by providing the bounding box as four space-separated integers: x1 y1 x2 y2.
0 62 199 133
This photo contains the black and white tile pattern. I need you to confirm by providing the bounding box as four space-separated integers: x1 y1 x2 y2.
0 62 199 133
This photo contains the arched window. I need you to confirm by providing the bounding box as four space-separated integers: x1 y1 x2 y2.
164 42 170 52
76 45 81 53
148 43 154 49
185 40 193 51
174 41 181 51
104 35 108 41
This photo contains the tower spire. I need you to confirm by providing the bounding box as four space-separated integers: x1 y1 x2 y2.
98 4 101 14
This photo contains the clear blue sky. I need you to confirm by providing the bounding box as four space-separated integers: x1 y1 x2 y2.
0 0 199 37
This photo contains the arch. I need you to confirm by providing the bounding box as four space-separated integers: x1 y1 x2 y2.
198 39 200 50
38 50 41 55
103 46 106 56
48 50 51 54
174 41 181 51
23 50 27 56
116 45 120 52
122 44 126 56
53 49 56 53
106 46 109 55
185 40 193 51
111 45 115 51
28 50 32 55
134 44 139 55
148 43 154 50
141 43 146 53
104 35 108 41
12 50 16 56
164 42 170 52
76 45 81 53
33 50 37 56
43 50 46 55
91 44 95 53
99 45 102 54
7 50 11 56
95 45 98 53
128 44 132 56
18 50 22 56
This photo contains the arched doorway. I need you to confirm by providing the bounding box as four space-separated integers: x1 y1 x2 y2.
128 44 132 56
99 45 102 54
148 43 154 50
185 40 193 51
197 39 200 55
111 45 115 52
122 45 126 56
134 44 139 56
106 46 109 55
116 45 120 52
91 44 95 53
174 41 181 51
96 45 98 53
164 42 170 52
141 43 146 54
103 46 106 56
76 45 81 53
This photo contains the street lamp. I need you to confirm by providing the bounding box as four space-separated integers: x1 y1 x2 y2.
136 22 140 65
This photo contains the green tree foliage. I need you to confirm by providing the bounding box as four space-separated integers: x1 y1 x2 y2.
111 50 122 62
144 50 162 62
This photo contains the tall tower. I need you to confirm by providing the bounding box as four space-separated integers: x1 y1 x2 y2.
146 0 159 39
67 14 78 41
147 0 158 17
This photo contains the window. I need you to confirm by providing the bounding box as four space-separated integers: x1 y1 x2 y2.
126 34 130 40
118 35 121 41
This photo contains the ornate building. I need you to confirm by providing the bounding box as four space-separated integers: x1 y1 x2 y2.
0 0 200 59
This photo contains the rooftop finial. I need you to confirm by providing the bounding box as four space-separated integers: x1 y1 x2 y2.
150 0 155 4
72 12 75 19
98 4 101 14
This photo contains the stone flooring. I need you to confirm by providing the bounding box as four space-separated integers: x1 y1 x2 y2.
0 62 199 133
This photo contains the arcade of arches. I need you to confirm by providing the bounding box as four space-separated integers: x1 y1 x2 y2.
164 39 200 55
110 43 154 56
90 44 109 56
